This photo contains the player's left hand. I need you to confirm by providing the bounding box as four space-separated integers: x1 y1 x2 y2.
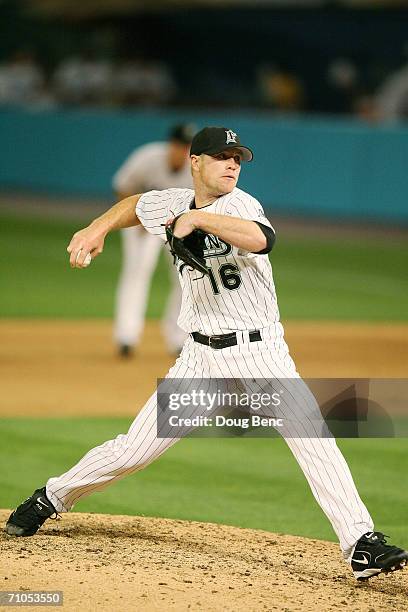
166 211 199 239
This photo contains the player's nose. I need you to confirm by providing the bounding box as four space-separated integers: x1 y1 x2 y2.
227 157 239 170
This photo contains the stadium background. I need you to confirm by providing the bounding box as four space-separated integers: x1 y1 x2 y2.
0 1 407 610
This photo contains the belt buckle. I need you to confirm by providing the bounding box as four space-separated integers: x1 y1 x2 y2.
209 334 224 349
208 335 217 349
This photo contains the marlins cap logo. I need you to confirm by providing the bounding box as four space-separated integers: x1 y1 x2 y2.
225 129 237 144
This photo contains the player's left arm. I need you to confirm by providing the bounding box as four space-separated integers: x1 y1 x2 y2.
172 210 274 254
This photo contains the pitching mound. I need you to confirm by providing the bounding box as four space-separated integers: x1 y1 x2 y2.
1 511 407 611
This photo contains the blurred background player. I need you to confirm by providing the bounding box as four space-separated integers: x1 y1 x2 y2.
112 123 196 357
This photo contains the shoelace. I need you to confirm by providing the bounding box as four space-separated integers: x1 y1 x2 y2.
376 533 389 544
368 533 393 549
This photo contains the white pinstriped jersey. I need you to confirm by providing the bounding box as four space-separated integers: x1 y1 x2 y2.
136 187 280 335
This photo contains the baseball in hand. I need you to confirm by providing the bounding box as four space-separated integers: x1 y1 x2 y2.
76 250 92 267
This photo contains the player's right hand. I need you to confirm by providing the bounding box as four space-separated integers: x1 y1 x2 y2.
67 221 107 268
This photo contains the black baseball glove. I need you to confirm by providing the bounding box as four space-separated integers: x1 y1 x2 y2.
165 214 209 276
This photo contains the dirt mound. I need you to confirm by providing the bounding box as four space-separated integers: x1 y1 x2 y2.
1 511 407 611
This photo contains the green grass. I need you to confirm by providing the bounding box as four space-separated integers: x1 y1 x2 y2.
0 214 171 318
0 418 407 548
1 213 407 320
273 237 408 320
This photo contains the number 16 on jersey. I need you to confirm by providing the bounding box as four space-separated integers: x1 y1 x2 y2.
207 263 242 294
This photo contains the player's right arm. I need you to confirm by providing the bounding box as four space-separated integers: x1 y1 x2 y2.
68 187 185 268
67 194 142 268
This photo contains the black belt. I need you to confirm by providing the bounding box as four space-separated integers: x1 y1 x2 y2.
191 330 262 350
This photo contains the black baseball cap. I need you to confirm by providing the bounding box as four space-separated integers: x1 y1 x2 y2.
190 126 253 161
169 123 196 144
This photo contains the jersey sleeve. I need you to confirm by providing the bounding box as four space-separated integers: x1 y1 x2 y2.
112 148 149 194
225 193 274 257
136 189 181 241
226 193 272 228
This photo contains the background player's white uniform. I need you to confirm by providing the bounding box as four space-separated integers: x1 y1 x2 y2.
112 142 193 353
46 186 374 560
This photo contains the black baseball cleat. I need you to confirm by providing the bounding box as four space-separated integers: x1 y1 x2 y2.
118 344 134 358
351 532 408 581
5 487 59 537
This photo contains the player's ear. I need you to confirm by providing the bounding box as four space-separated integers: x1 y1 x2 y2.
190 155 200 173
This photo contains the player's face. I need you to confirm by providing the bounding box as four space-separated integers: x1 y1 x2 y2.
168 141 191 172
192 149 242 196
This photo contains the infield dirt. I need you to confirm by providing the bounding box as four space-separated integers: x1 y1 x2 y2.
1 511 408 611
1 319 407 417
1 320 407 610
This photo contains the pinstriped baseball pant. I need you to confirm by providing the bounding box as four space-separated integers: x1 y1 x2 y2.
46 326 373 556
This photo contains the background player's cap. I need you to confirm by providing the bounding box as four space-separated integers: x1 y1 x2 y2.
169 123 196 144
190 127 253 161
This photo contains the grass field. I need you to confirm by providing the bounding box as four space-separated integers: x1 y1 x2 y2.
0 418 407 548
1 213 407 320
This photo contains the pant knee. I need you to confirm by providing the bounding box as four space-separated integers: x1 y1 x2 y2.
99 435 152 472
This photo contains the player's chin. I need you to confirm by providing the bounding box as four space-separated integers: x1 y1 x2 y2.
218 177 237 193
